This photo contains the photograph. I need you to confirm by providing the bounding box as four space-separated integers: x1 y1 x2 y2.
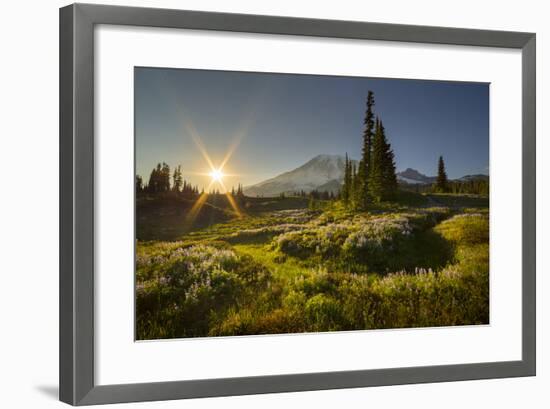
135 67 490 340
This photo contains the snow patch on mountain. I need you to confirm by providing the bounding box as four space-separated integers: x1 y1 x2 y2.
244 154 348 197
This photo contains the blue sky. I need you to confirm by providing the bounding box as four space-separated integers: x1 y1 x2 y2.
135 67 489 190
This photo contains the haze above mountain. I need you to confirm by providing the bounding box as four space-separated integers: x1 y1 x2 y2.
243 154 488 197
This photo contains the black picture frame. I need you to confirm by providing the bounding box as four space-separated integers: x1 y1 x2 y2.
60 3 536 405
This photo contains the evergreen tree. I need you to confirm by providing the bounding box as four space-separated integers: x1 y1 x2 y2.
172 167 178 192
380 121 398 199
342 153 352 206
172 165 183 193
351 161 360 210
436 156 449 192
356 91 376 207
235 184 245 206
362 90 375 178
136 175 143 193
160 162 171 192
147 163 162 193
369 119 398 201
368 119 385 202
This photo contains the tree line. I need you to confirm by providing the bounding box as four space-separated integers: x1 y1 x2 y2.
136 162 200 198
137 164 252 200
285 189 337 200
341 91 398 209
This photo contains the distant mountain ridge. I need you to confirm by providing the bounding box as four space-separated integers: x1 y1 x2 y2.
396 168 436 185
396 169 489 185
243 154 488 197
457 174 490 182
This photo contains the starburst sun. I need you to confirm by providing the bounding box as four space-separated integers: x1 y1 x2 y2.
209 169 224 182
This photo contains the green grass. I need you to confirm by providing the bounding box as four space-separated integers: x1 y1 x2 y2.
136 194 489 339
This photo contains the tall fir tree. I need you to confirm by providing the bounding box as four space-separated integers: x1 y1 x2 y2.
379 121 398 199
342 153 352 206
369 119 398 202
147 163 162 193
351 161 361 210
172 165 183 193
363 90 375 178
436 156 449 192
356 91 376 208
160 162 171 192
136 175 143 193
368 119 385 201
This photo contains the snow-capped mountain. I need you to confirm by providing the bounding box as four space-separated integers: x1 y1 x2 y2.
244 154 348 197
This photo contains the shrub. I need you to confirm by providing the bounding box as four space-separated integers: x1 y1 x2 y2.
272 211 455 273
273 223 353 258
342 216 412 252
136 244 270 339
304 294 343 331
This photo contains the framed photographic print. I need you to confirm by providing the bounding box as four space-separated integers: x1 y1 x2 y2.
59 3 536 406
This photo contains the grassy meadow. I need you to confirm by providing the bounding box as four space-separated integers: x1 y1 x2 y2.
135 192 489 340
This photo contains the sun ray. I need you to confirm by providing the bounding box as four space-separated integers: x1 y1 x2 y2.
175 77 267 178
183 192 208 229
219 134 242 171
184 120 216 171
216 178 228 194
225 192 243 218
182 170 242 177
218 115 255 171
176 101 256 225
215 178 243 218
184 179 215 229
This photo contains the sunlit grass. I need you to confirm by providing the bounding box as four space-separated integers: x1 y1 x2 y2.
136 196 489 339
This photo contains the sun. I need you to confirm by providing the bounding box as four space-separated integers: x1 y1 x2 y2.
209 169 224 182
